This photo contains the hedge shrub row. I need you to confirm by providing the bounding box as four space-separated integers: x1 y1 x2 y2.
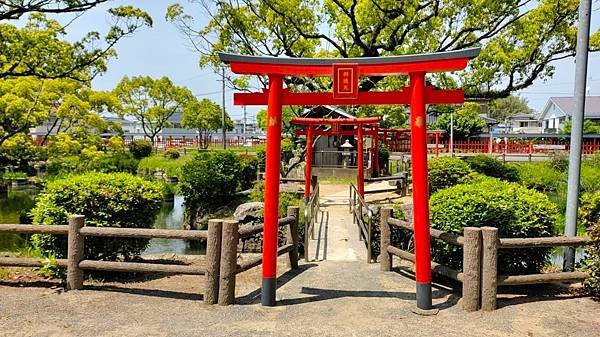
429 179 556 275
31 172 163 260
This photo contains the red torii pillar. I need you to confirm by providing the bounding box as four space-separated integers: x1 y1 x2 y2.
304 126 314 201
262 75 283 305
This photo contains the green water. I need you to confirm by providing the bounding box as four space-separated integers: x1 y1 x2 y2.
0 189 203 255
0 188 37 251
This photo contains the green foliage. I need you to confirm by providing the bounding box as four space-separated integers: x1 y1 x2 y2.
179 151 241 208
516 162 565 192
430 179 557 275
582 222 600 297
433 103 487 140
238 154 259 190
164 149 181 159
428 157 473 193
580 160 600 193
181 98 233 149
256 145 266 172
561 120 600 135
114 76 194 144
128 139 153 159
463 155 520 182
580 192 600 229
46 151 138 176
166 1 600 98
137 154 189 178
488 95 533 121
31 172 163 260
357 105 407 128
549 154 569 172
0 134 46 168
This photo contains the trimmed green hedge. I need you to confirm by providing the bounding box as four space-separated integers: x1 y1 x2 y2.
463 155 519 182
428 157 473 194
31 172 163 260
429 179 556 275
179 151 241 208
128 139 153 159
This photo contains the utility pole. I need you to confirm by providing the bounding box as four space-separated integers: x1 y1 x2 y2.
450 111 454 157
243 105 247 137
564 0 591 271
222 67 227 149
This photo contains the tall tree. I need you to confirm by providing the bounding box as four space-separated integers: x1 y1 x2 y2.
113 76 194 145
433 103 487 139
167 0 600 99
181 98 233 149
488 95 534 121
1 8 152 81
1 1 109 20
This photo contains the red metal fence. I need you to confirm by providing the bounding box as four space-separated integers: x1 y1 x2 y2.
386 137 600 155
121 136 267 149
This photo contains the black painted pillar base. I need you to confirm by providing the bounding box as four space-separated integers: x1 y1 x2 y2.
261 277 277 306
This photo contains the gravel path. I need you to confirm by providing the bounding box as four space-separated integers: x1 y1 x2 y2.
1 183 598 336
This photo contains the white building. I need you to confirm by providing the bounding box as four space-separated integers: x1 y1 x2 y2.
539 96 600 133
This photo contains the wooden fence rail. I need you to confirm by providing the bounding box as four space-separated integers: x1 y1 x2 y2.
218 206 301 305
380 211 593 312
0 215 218 304
481 227 592 311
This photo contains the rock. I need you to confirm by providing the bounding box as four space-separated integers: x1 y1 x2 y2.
233 202 264 223
399 202 413 223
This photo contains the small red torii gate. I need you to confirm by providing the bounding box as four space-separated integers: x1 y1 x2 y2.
219 47 479 310
292 116 381 199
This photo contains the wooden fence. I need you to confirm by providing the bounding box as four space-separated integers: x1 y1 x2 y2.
0 207 301 306
379 209 593 311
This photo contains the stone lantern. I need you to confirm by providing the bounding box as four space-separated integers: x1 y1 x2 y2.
340 139 354 168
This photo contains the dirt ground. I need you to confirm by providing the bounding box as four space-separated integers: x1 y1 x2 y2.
1 182 599 337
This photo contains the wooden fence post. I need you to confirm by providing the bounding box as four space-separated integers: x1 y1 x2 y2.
66 215 85 290
379 207 393 272
481 227 499 311
219 220 239 305
204 219 222 305
287 206 300 269
462 227 482 312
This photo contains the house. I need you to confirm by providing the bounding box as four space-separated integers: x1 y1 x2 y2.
506 113 542 133
539 96 600 133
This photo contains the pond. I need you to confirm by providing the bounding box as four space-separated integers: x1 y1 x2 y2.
0 188 204 255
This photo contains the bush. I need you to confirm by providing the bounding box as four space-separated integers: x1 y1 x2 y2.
98 151 139 174
0 134 46 169
463 155 520 182
137 154 189 178
580 160 600 193
256 145 266 172
549 154 569 172
516 162 564 192
30 172 163 260
582 222 600 297
429 179 557 275
164 149 180 159
179 151 241 208
238 154 259 190
128 139 153 159
580 192 600 229
428 157 473 193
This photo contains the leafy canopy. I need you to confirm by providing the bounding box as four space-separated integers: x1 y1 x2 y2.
1 10 152 81
432 102 487 139
488 95 534 121
181 98 233 148
113 76 194 144
166 0 599 99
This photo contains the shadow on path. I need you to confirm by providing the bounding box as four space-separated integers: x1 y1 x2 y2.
278 286 415 305
84 284 203 301
237 263 319 305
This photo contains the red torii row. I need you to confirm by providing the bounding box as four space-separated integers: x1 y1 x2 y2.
219 47 480 310
291 116 381 199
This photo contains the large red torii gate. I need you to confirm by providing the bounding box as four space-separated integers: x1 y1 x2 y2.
219 47 480 310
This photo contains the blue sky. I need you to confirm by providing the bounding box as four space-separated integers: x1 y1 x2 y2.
35 1 600 118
